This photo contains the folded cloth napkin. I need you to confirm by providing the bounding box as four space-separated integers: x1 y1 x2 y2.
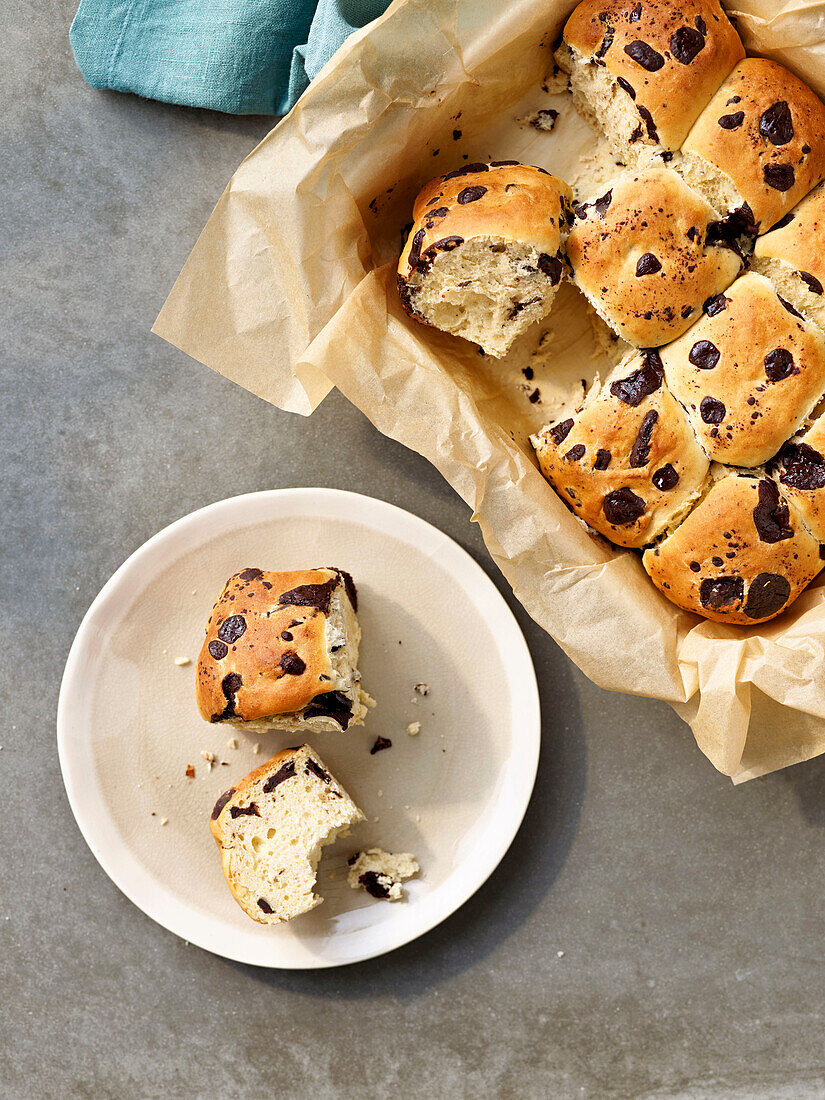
70 0 390 115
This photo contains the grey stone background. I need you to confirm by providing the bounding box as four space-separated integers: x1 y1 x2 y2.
3 4 825 1098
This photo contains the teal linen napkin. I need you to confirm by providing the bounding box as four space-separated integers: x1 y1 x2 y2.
70 0 389 116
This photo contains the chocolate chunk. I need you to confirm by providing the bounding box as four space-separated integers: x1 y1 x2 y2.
424 207 449 222
759 101 794 146
305 758 331 783
370 736 392 754
617 76 635 99
652 464 679 490
603 487 646 526
278 578 338 614
624 40 664 71
718 111 745 130
630 410 658 468
211 671 243 722
359 871 391 899
703 294 729 317
280 631 293 641
257 898 274 914
565 444 586 462
548 418 574 445
443 162 489 180
528 388 541 404
211 788 235 819
509 296 542 320
230 803 260 819
753 479 793 542
538 253 563 284
689 561 701 573
593 189 613 217
764 348 794 381
779 441 825 490
457 186 487 204
699 575 744 611
699 397 725 425
396 274 420 317
764 164 795 192
279 652 306 676
799 271 824 295
490 160 520 167
630 2 641 19
303 690 354 729
594 449 612 470
778 296 804 320
610 352 663 407
422 236 464 266
530 109 559 131
262 760 297 793
208 639 229 661
637 105 659 141
217 615 246 644
635 253 662 276
239 568 263 582
695 14 707 34
329 568 358 612
689 340 720 370
744 572 791 619
408 228 426 270
772 211 795 230
670 26 705 65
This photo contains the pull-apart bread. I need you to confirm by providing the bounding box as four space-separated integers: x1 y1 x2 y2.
557 0 744 167
196 567 371 733
753 184 825 329
397 163 571 358
211 745 364 924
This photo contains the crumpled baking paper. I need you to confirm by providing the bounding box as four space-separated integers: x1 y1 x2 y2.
154 0 825 782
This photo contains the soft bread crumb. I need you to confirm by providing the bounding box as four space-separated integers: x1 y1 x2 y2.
407 722 422 736
227 738 238 750
174 656 190 666
347 849 419 901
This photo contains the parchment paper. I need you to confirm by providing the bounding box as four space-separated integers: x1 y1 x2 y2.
154 0 825 782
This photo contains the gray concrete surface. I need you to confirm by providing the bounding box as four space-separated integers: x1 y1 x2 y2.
3 4 825 1098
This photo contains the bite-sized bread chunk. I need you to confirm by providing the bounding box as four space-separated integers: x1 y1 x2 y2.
752 184 825 329
210 746 364 925
660 272 825 467
557 0 743 167
397 163 572 358
773 413 825 543
679 59 825 234
347 848 419 901
566 165 742 347
531 351 709 548
196 567 371 733
643 472 824 624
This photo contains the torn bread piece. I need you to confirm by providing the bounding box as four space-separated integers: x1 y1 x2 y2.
531 350 709 548
196 567 372 734
211 746 364 924
347 849 419 901
557 0 743 168
397 162 572 358
772 411 825 543
752 183 825 331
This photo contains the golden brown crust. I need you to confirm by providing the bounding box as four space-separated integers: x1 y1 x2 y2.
682 59 825 232
566 166 742 347
397 162 572 308
532 351 709 547
660 273 825 468
195 568 351 724
773 413 825 543
753 183 825 295
643 473 823 624
562 0 744 150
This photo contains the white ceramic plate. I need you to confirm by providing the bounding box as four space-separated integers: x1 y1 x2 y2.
58 489 540 968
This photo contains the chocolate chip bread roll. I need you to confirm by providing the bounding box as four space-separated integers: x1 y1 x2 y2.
557 0 744 167
196 567 371 733
397 163 572 358
643 472 824 624
566 165 742 347
773 413 825 543
531 351 709 547
679 59 825 234
753 184 825 329
211 745 364 924
660 272 825 467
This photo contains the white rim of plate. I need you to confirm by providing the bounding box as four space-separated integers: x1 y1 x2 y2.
57 488 541 968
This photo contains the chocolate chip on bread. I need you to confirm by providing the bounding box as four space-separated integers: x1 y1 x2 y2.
211 745 364 924
196 567 371 733
347 848 419 901
531 351 709 547
679 58 825 233
643 472 824 624
753 183 825 329
557 0 744 167
397 162 572 358
566 165 742 347
773 412 825 543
